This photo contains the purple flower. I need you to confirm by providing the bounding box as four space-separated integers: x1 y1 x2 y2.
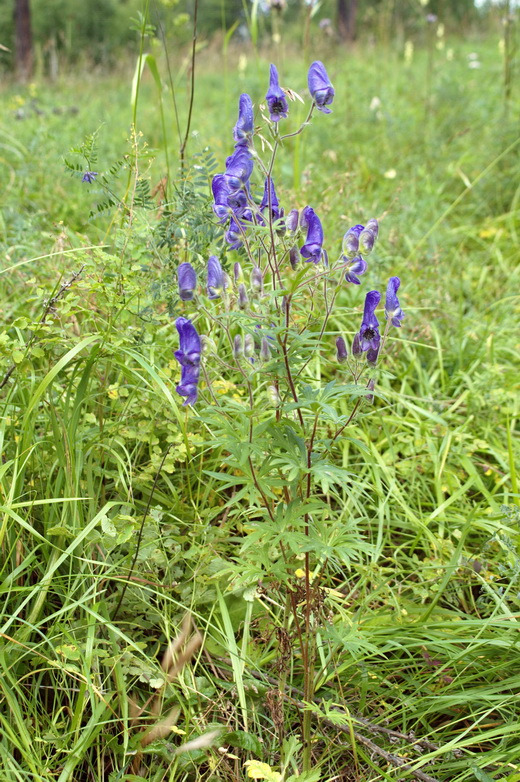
342 224 364 258
266 64 289 122
177 262 197 301
343 256 367 285
260 177 284 222
233 93 254 145
357 290 381 353
385 277 405 327
212 174 233 223
224 146 254 192
308 61 334 113
300 206 324 264
174 317 201 406
82 171 98 183
207 255 226 299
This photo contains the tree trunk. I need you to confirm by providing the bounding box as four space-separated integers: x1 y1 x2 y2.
337 0 358 41
14 0 33 81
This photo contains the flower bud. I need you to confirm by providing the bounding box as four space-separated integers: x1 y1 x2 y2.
367 345 380 365
336 336 348 363
359 228 375 254
238 283 249 309
207 255 226 300
289 246 300 269
251 266 264 294
286 209 299 233
178 262 197 301
244 333 255 359
366 378 376 404
233 334 243 359
200 334 216 354
352 333 362 356
234 262 244 285
260 336 271 362
342 225 363 258
365 218 379 239
267 384 281 406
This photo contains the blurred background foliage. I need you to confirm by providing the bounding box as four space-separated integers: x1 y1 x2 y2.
0 0 504 78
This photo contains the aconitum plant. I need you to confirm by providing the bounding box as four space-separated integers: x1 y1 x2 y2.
173 60 404 770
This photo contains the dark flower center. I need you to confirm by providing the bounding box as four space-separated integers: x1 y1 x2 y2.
272 99 285 114
362 327 376 341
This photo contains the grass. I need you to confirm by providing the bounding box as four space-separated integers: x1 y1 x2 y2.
0 23 520 782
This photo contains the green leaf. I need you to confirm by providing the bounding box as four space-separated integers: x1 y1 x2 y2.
221 730 263 756
471 767 495 782
12 350 25 364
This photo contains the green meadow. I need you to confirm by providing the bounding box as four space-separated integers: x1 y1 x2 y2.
1 22 519 782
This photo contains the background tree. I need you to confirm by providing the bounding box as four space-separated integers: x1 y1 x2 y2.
337 0 358 41
14 0 33 80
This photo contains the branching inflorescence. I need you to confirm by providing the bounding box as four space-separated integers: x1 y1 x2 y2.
173 60 404 411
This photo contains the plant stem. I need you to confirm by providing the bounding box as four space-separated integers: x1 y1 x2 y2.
179 0 199 173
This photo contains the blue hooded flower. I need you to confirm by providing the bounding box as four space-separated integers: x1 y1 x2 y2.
357 290 381 353
343 256 367 285
224 146 254 194
233 93 254 145
212 174 233 223
177 262 197 301
308 61 335 113
82 171 98 183
212 174 249 223
260 177 284 222
385 277 405 327
207 255 227 299
266 64 289 122
300 206 324 264
174 317 201 406
225 217 243 250
225 209 253 250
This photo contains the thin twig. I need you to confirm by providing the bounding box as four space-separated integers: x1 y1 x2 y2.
0 264 85 391
179 0 199 173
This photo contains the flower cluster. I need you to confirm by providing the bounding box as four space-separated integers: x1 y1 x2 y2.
342 219 379 284
351 278 405 366
173 60 404 407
